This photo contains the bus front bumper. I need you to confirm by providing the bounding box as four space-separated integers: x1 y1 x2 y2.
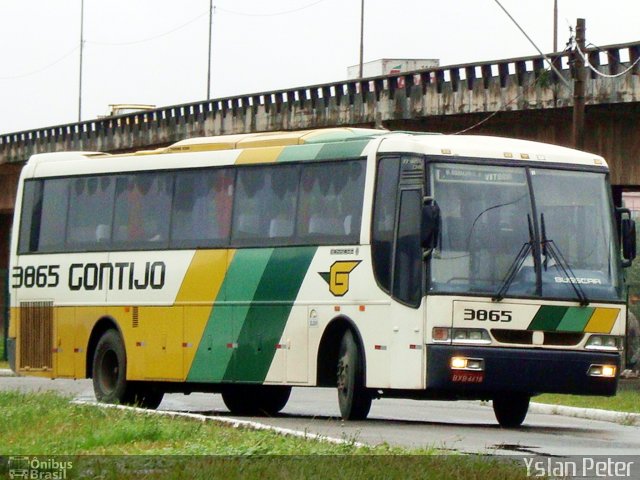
426 345 620 397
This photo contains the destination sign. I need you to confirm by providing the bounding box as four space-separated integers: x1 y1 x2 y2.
435 166 526 185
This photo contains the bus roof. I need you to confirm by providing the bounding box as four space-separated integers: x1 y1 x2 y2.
24 127 607 172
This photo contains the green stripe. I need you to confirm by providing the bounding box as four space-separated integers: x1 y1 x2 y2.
556 307 595 332
276 144 324 163
187 249 273 382
186 247 317 383
316 140 369 160
528 305 568 331
224 246 317 382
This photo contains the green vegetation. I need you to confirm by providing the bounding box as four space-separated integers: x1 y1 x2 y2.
0 335 7 369
535 390 640 414
0 391 529 479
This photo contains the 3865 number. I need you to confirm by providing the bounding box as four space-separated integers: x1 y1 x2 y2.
12 265 60 288
463 308 512 322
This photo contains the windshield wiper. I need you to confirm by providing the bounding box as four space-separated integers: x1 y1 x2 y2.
492 215 534 302
540 213 590 306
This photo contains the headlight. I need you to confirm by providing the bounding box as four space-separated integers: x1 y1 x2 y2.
432 328 491 345
585 335 624 351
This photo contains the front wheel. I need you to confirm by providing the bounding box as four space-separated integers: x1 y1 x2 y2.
493 393 530 428
337 329 372 420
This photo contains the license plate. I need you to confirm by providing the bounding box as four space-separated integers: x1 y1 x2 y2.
451 371 484 383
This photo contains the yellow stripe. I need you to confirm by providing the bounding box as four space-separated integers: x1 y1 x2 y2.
175 249 236 377
584 307 619 333
235 146 285 164
175 250 231 303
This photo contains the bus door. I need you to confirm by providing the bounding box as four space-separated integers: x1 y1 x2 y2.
388 158 426 390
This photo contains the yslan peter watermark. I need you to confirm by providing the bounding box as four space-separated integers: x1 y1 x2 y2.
524 457 634 478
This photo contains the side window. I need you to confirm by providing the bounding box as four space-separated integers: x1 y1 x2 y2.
171 168 234 248
18 180 40 253
372 157 400 292
393 189 423 306
231 165 299 246
113 172 173 249
38 178 70 253
298 160 365 244
66 176 115 249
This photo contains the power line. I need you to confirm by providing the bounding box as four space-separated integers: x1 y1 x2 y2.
453 69 549 135
216 0 328 17
492 0 571 89
0 45 79 80
87 10 209 47
575 39 640 79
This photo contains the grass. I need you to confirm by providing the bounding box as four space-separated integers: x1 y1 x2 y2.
0 391 530 480
535 390 640 414
0 335 7 369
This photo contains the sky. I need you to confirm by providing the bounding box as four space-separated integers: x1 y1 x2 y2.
0 0 639 134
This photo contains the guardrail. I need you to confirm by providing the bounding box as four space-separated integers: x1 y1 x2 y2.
2 40 639 164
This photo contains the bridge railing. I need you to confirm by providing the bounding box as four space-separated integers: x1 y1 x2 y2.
2 41 639 164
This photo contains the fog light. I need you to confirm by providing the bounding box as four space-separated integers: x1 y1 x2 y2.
451 356 484 371
588 364 617 378
451 357 467 369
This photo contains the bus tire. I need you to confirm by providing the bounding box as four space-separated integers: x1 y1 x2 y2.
126 383 165 410
222 385 291 416
493 393 530 428
337 329 371 420
92 329 130 405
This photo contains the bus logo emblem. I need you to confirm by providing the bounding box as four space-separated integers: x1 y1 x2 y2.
319 261 361 297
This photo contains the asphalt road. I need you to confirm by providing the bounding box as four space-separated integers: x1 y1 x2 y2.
2 374 640 457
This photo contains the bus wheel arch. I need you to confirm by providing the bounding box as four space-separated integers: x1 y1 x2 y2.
316 316 372 420
86 316 123 379
87 319 164 409
316 316 365 387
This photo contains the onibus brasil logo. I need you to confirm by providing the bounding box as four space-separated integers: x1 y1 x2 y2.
319 261 361 297
7 457 73 479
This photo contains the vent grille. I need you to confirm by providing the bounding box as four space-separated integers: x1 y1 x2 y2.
19 301 53 370
491 329 533 345
491 329 585 347
132 306 139 328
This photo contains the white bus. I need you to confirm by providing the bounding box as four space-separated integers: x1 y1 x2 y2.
8 127 635 427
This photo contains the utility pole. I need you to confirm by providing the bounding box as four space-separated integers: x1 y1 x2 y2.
572 18 585 150
78 0 84 122
207 0 213 99
358 0 364 78
553 0 558 52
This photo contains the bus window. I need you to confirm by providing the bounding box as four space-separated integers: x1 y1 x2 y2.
18 181 40 254
372 157 401 292
231 165 299 246
113 173 173 248
298 160 365 244
66 176 115 249
171 168 234 248
392 189 423 306
38 179 70 253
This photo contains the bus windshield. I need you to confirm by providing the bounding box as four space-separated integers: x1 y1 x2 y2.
429 163 623 302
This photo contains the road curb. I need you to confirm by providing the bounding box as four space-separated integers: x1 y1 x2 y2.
71 400 367 448
0 369 15 377
529 401 640 425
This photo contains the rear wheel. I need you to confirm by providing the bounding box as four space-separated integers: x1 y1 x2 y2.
493 393 530 428
92 329 164 409
337 329 372 420
222 385 291 416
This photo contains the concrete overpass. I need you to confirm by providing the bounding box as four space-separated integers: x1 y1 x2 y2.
2 40 640 185
2 41 640 347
